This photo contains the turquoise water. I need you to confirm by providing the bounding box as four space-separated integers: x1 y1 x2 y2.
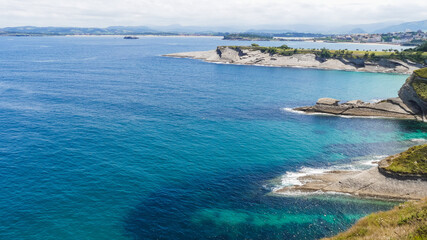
0 36 425 240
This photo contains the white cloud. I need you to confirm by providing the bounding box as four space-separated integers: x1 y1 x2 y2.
0 0 426 28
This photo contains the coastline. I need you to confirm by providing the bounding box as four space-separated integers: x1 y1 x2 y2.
290 69 427 122
164 48 420 74
63 35 223 38
273 165 427 201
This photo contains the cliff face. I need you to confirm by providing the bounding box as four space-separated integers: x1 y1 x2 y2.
378 144 427 181
165 47 423 74
214 47 421 74
398 71 427 121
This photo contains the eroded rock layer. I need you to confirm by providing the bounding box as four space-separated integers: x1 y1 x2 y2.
165 46 423 74
294 70 427 122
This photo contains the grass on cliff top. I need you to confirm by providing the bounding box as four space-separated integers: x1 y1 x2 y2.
414 67 427 79
323 199 427 240
223 45 427 64
385 144 427 175
412 78 427 102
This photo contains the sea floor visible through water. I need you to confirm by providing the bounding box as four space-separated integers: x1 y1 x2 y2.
0 36 425 240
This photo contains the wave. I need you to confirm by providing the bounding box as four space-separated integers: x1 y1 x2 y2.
271 154 389 195
275 189 351 197
368 99 382 103
282 107 395 119
281 107 305 114
274 167 330 189
410 138 427 142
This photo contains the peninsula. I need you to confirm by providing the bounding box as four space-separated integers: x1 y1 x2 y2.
310 144 426 240
283 70 427 238
275 144 427 200
164 42 427 74
223 33 276 41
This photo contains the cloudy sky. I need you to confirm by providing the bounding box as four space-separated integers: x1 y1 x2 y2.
0 0 426 28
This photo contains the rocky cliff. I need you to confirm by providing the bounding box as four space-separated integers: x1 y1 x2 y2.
165 46 423 74
398 69 427 121
294 68 427 122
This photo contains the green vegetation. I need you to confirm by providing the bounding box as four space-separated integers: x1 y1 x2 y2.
412 78 427 102
385 144 427 175
414 67 427 79
323 199 427 240
224 41 427 64
223 33 274 41
415 41 427 52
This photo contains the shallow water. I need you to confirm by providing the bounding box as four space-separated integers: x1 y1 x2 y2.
0 36 424 240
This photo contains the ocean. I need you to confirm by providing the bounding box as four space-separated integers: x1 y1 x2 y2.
0 36 424 240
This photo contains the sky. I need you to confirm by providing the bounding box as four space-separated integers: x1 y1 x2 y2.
0 0 426 28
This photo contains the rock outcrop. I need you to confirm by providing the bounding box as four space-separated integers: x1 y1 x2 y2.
165 46 423 74
275 167 427 200
398 70 427 121
316 98 340 106
294 69 427 122
378 144 427 181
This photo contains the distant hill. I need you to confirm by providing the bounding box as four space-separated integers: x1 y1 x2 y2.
243 20 427 34
348 28 366 34
245 29 293 34
0 26 160 35
1 20 426 36
374 20 427 33
0 25 230 36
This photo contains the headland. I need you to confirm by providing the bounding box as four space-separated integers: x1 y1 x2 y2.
274 144 427 201
165 44 427 74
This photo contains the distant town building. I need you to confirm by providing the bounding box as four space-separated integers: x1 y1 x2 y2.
321 30 426 45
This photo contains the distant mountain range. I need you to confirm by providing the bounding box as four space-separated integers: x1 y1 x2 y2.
240 20 427 34
374 20 427 33
0 19 426 36
0 26 161 35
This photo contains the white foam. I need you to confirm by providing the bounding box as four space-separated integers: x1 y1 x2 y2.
272 155 388 194
410 138 427 142
274 167 329 190
360 159 381 166
282 107 394 119
275 189 351 197
282 107 305 114
368 99 382 103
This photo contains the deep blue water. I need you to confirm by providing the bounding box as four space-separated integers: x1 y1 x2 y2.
0 36 425 240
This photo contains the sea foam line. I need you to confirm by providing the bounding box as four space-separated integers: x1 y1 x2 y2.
271 155 390 194
282 107 395 119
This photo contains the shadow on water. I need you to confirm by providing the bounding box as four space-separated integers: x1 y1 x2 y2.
122 163 396 240
122 116 423 240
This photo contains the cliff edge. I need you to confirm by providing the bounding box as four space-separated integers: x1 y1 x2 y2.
165 46 423 74
398 68 427 121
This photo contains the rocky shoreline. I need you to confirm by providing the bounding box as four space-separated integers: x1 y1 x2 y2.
275 143 427 201
294 70 427 122
294 97 421 120
274 165 426 201
164 46 422 74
